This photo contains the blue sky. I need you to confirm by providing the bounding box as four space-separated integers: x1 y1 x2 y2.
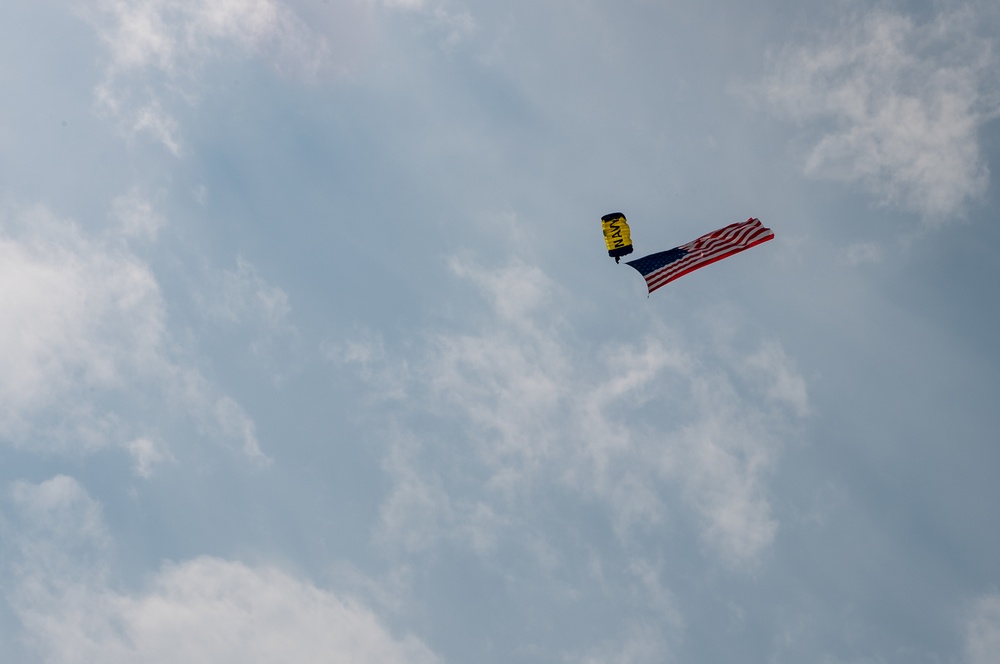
1 0 999 662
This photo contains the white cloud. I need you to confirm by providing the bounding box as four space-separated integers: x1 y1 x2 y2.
83 0 372 151
764 6 1000 220
845 241 883 265
127 98 183 155
673 402 778 566
8 475 110 563
380 0 427 9
965 593 1000 664
0 204 266 466
195 255 300 386
4 476 439 664
345 256 807 570
111 187 166 240
203 256 292 328
430 5 477 51
80 0 477 151
742 341 809 418
324 331 411 400
90 0 332 78
126 436 172 477
18 557 440 664
169 367 270 464
376 430 457 554
375 427 512 560
0 205 165 446
625 558 682 628
5 476 113 629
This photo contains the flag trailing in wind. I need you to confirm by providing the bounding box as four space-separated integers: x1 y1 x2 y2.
625 218 774 294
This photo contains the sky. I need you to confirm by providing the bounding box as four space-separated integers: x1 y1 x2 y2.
1 0 999 662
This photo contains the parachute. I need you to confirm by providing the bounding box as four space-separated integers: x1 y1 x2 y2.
601 212 633 263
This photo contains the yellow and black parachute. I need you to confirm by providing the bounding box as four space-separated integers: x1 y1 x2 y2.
601 212 633 263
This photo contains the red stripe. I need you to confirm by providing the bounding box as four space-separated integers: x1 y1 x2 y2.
679 221 765 256
687 220 765 250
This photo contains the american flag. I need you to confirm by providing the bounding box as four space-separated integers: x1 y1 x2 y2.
625 218 774 294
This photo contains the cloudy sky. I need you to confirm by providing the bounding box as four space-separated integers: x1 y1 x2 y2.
2 0 999 661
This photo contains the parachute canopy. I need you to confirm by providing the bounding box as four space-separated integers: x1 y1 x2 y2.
601 212 633 262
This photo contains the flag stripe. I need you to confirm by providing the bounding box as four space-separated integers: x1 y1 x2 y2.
626 218 774 294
